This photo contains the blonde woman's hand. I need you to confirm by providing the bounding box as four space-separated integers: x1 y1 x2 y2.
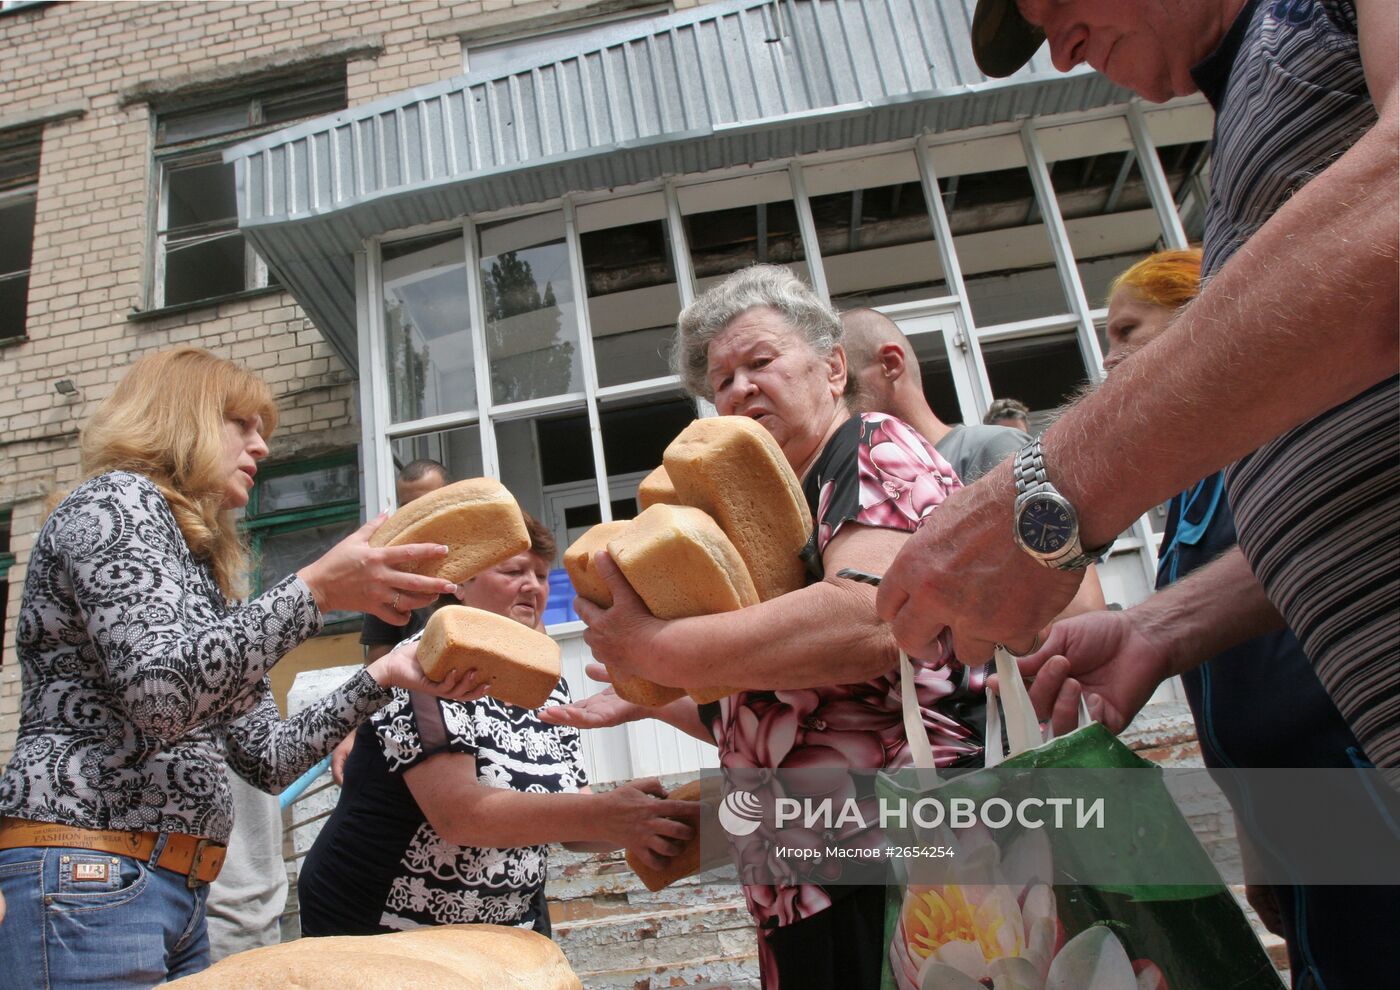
366 639 491 702
298 513 459 624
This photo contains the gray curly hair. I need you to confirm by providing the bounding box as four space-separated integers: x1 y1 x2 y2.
672 264 842 400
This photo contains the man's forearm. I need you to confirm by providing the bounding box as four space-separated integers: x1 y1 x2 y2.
1044 111 1397 547
651 580 896 690
1133 547 1285 677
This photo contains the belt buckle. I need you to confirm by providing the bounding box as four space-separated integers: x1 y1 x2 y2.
187 837 219 889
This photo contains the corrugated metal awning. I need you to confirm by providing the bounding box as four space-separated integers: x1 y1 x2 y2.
226 0 1129 367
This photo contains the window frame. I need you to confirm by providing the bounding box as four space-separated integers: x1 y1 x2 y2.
0 126 41 344
362 99 1212 602
146 69 347 312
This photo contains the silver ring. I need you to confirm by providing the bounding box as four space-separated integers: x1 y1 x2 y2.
391 591 402 612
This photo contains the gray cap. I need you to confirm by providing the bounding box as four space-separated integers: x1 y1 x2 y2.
971 0 1046 78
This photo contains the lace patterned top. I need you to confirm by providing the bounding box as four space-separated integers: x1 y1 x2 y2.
297 674 586 934
0 471 392 843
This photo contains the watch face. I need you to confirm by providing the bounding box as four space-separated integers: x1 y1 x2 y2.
1017 493 1076 556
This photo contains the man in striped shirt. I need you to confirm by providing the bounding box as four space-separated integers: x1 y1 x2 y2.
878 0 1398 770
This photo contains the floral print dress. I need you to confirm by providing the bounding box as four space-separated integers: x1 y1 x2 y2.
697 413 985 986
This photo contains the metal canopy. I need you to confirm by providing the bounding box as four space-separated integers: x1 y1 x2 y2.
225 0 1128 368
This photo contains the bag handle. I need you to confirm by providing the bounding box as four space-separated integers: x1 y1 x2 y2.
898 649 939 774
986 644 1093 764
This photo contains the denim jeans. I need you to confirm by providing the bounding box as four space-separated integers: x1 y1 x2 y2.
0 840 210 989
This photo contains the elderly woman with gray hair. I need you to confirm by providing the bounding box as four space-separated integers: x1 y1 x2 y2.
546 264 983 990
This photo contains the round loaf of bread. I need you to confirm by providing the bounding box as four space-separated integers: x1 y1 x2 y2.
368 477 529 585
164 924 582 989
419 605 562 710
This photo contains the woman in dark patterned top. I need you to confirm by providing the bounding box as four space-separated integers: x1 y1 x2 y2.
0 347 484 989
545 265 984 990
298 512 697 937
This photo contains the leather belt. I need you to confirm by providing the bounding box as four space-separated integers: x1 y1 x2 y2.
0 818 227 887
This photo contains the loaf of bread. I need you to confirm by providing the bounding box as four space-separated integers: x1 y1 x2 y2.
636 465 680 509
626 778 727 892
663 417 812 601
368 477 529 585
164 924 581 990
564 522 684 708
419 605 561 710
606 503 756 704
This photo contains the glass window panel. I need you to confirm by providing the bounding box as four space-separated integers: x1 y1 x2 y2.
579 213 681 388
600 393 696 489
257 519 359 624
390 424 483 508
933 137 1069 328
681 173 810 291
478 211 583 405
685 199 805 283
164 233 246 306
907 332 963 428
496 409 600 556
257 461 359 514
165 160 238 231
0 273 28 339
1041 117 1168 308
981 331 1089 435
0 196 36 274
806 152 946 309
382 230 476 424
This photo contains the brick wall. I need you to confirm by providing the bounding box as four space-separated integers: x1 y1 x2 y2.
0 0 698 762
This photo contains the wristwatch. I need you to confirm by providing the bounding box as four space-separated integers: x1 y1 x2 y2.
1011 439 1109 571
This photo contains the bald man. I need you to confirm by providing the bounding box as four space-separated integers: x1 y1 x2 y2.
842 308 1028 483
842 308 1104 621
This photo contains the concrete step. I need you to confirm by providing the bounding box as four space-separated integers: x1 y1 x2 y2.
558 900 758 989
575 952 761 990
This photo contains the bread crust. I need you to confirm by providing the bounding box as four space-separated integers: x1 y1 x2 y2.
636 465 681 509
663 417 812 602
368 478 529 585
163 924 582 989
607 504 754 704
418 605 561 710
564 522 684 708
625 778 726 892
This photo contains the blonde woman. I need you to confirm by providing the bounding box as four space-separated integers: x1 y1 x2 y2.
0 347 484 988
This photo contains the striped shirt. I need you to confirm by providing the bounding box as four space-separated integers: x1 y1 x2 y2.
1196 0 1400 767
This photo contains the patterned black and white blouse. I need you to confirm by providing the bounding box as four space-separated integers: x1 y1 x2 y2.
297 674 586 935
0 471 392 843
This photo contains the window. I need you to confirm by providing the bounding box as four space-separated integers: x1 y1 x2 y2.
578 193 683 388
0 128 40 342
804 151 947 309
151 68 346 310
680 172 811 294
929 135 1068 328
244 452 361 630
981 331 1090 435
1040 117 1171 308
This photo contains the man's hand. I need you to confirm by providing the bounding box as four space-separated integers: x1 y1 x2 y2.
574 551 672 684
876 465 1085 662
1006 608 1175 737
